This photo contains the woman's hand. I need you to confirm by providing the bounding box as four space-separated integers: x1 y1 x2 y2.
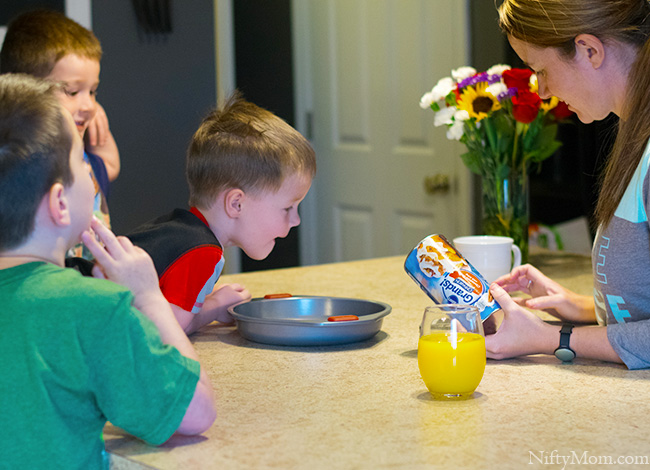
486 282 559 359
494 264 596 324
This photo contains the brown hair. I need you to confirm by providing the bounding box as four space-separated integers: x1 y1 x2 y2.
186 91 316 209
0 74 73 250
0 9 102 78
498 0 650 227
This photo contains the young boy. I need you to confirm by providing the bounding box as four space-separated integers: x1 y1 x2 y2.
0 74 215 468
1 9 120 245
128 93 316 334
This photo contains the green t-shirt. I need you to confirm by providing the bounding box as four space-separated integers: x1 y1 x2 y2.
0 262 200 469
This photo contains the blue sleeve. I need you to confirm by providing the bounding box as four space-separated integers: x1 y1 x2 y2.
85 150 110 199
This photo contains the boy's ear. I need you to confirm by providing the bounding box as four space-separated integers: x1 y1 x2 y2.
224 188 245 219
46 183 72 227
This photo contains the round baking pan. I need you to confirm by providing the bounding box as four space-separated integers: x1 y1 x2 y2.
228 295 391 346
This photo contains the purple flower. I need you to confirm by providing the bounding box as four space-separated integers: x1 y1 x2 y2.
497 88 517 102
458 72 503 90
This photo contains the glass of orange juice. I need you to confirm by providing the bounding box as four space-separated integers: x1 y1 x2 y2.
418 305 486 400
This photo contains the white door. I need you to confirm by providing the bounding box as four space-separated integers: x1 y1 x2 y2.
293 0 472 265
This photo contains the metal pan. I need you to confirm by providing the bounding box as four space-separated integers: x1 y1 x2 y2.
228 295 391 346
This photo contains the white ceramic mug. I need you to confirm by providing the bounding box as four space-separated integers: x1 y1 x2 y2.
452 235 522 283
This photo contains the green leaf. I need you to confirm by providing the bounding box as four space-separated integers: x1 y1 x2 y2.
537 123 559 145
460 151 483 174
495 162 510 179
528 140 563 162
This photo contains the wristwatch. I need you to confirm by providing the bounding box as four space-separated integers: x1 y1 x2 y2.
554 324 576 362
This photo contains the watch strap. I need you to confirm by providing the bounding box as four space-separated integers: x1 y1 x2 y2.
554 323 576 362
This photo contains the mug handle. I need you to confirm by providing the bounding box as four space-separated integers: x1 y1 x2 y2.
511 244 522 269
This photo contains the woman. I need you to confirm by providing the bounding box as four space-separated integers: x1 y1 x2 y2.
487 0 650 369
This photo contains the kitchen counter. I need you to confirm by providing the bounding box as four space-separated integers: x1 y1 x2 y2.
106 252 650 469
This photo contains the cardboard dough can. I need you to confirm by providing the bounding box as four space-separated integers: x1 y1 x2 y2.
404 234 500 321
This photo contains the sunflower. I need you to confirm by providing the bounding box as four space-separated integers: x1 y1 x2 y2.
540 96 560 113
456 82 501 121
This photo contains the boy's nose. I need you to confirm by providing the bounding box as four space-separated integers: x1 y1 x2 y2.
290 211 301 228
79 93 96 112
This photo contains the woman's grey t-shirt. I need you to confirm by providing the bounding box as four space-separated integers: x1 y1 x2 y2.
593 141 650 369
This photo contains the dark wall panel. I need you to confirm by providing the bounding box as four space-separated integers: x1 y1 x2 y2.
234 0 299 271
1 1 64 24
92 1 216 234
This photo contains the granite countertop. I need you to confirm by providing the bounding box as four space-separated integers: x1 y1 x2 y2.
106 252 650 469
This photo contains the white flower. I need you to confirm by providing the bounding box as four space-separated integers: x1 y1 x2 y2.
451 66 477 81
430 76 455 101
445 110 469 140
485 82 507 99
433 106 456 127
486 64 511 76
419 91 435 109
447 120 465 140
454 109 470 122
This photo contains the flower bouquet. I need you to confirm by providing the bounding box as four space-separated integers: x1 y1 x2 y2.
420 64 573 261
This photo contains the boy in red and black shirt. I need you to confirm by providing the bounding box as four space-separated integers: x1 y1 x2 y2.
128 93 316 334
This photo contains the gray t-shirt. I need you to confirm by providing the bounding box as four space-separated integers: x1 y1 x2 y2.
593 142 650 369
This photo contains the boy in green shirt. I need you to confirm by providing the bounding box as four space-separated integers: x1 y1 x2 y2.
0 74 216 469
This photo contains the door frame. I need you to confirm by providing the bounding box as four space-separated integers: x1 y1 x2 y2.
291 0 319 266
213 0 243 274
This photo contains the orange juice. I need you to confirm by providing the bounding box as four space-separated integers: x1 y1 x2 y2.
418 332 486 399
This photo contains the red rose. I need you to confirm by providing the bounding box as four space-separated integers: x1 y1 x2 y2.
551 100 573 120
512 90 542 124
502 68 533 90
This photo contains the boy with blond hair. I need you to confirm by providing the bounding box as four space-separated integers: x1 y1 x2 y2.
128 92 316 334
1 9 120 252
0 73 215 469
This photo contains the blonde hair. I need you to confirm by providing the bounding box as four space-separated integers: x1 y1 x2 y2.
0 9 102 78
498 0 650 227
186 91 316 209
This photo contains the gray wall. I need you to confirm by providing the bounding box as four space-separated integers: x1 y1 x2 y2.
92 1 216 234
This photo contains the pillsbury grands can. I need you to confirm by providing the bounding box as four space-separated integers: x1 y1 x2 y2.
404 234 500 321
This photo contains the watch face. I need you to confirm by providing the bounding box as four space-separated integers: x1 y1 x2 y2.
555 348 576 362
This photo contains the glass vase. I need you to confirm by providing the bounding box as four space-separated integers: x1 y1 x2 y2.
480 168 529 263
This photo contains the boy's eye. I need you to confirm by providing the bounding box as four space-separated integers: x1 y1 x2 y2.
64 88 78 97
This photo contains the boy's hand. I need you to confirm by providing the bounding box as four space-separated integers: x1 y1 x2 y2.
203 283 251 324
85 102 109 147
84 102 120 181
81 217 162 308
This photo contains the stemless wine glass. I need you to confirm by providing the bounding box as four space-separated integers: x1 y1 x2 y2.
418 304 486 400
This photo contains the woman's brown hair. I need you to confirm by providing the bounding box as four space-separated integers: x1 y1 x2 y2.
498 0 650 228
